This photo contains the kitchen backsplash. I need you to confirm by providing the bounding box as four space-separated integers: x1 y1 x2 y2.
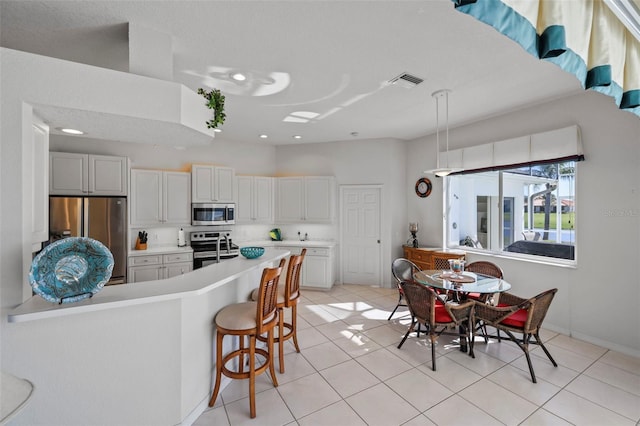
129 224 337 249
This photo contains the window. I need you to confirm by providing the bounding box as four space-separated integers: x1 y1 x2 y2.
448 161 576 262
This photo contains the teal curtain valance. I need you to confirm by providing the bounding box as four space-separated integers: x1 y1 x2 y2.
452 0 640 118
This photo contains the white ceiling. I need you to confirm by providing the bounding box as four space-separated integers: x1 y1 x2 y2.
0 0 586 146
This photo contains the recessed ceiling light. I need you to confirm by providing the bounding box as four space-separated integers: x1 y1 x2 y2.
59 128 84 135
213 128 222 133
293 135 302 139
231 72 247 81
259 134 268 139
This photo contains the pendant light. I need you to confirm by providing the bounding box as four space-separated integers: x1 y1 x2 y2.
424 89 463 177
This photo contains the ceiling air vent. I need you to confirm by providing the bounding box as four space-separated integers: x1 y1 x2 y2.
388 72 424 88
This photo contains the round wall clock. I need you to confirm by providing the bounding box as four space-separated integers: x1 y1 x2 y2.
415 177 432 198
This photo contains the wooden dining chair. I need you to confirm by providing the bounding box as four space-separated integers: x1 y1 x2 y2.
398 280 475 371
472 288 558 383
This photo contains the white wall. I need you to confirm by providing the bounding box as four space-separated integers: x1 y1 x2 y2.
407 90 640 356
275 138 408 286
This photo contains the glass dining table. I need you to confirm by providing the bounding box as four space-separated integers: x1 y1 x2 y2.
412 270 512 353
413 269 511 300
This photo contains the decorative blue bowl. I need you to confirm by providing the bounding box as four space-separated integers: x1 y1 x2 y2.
240 246 265 259
29 237 114 304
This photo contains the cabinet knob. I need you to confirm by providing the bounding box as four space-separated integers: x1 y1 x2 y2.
377 240 380 243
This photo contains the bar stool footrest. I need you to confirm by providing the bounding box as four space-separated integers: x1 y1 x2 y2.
221 348 271 380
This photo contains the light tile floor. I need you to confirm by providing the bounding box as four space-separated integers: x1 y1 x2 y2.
195 284 640 426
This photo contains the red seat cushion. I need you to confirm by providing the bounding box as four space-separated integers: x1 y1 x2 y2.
500 308 528 328
434 304 453 323
466 292 481 300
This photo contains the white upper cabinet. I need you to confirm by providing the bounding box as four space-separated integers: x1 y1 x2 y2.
130 169 191 226
49 152 128 196
276 176 335 223
163 171 191 224
191 165 235 203
236 176 273 224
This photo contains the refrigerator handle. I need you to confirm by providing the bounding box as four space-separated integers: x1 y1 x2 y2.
83 198 89 236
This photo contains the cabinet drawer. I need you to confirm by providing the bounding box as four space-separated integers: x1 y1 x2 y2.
163 252 193 264
129 255 162 266
410 250 432 263
305 247 330 257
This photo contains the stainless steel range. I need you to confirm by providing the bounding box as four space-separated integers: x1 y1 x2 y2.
190 230 240 269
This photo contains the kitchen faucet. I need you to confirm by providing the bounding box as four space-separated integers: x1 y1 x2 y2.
215 234 231 263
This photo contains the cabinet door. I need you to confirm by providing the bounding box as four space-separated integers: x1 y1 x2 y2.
236 176 273 223
236 176 254 223
254 177 273 223
128 265 163 283
32 122 49 246
130 169 163 225
191 165 235 202
191 165 214 202
215 167 235 202
49 152 88 195
305 177 334 222
89 155 127 196
165 262 192 278
163 171 191 224
302 255 330 288
276 177 304 222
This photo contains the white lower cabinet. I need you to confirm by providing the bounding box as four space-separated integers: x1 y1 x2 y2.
128 251 193 283
280 245 334 290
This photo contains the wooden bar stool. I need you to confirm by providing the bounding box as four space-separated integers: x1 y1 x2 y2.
252 249 306 373
208 260 284 418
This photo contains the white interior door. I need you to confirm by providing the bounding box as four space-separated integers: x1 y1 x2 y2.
340 186 381 286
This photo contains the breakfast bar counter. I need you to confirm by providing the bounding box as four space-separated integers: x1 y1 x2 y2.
4 248 290 425
8 247 289 323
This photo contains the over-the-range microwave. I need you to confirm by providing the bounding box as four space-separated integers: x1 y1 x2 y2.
191 203 235 226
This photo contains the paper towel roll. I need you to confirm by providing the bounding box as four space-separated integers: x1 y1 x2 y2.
178 228 186 247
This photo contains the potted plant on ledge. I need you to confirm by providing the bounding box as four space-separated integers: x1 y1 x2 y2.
198 88 226 129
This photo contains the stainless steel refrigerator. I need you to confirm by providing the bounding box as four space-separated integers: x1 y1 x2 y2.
49 196 127 285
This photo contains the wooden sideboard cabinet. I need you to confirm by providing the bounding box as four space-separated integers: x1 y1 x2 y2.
402 246 465 270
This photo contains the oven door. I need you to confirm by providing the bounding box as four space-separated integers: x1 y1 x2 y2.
193 251 239 269
194 257 218 269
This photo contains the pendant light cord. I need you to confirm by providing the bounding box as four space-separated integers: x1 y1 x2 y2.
435 94 440 169
444 90 449 169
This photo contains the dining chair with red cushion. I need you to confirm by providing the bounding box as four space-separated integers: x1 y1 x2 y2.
397 280 475 371
472 288 558 383
465 261 504 302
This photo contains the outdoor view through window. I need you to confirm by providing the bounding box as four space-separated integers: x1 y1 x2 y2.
447 161 576 262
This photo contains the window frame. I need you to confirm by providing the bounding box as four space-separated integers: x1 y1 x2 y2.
445 161 578 266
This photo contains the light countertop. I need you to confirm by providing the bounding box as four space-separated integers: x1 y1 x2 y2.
236 239 336 248
128 245 194 256
8 247 289 323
